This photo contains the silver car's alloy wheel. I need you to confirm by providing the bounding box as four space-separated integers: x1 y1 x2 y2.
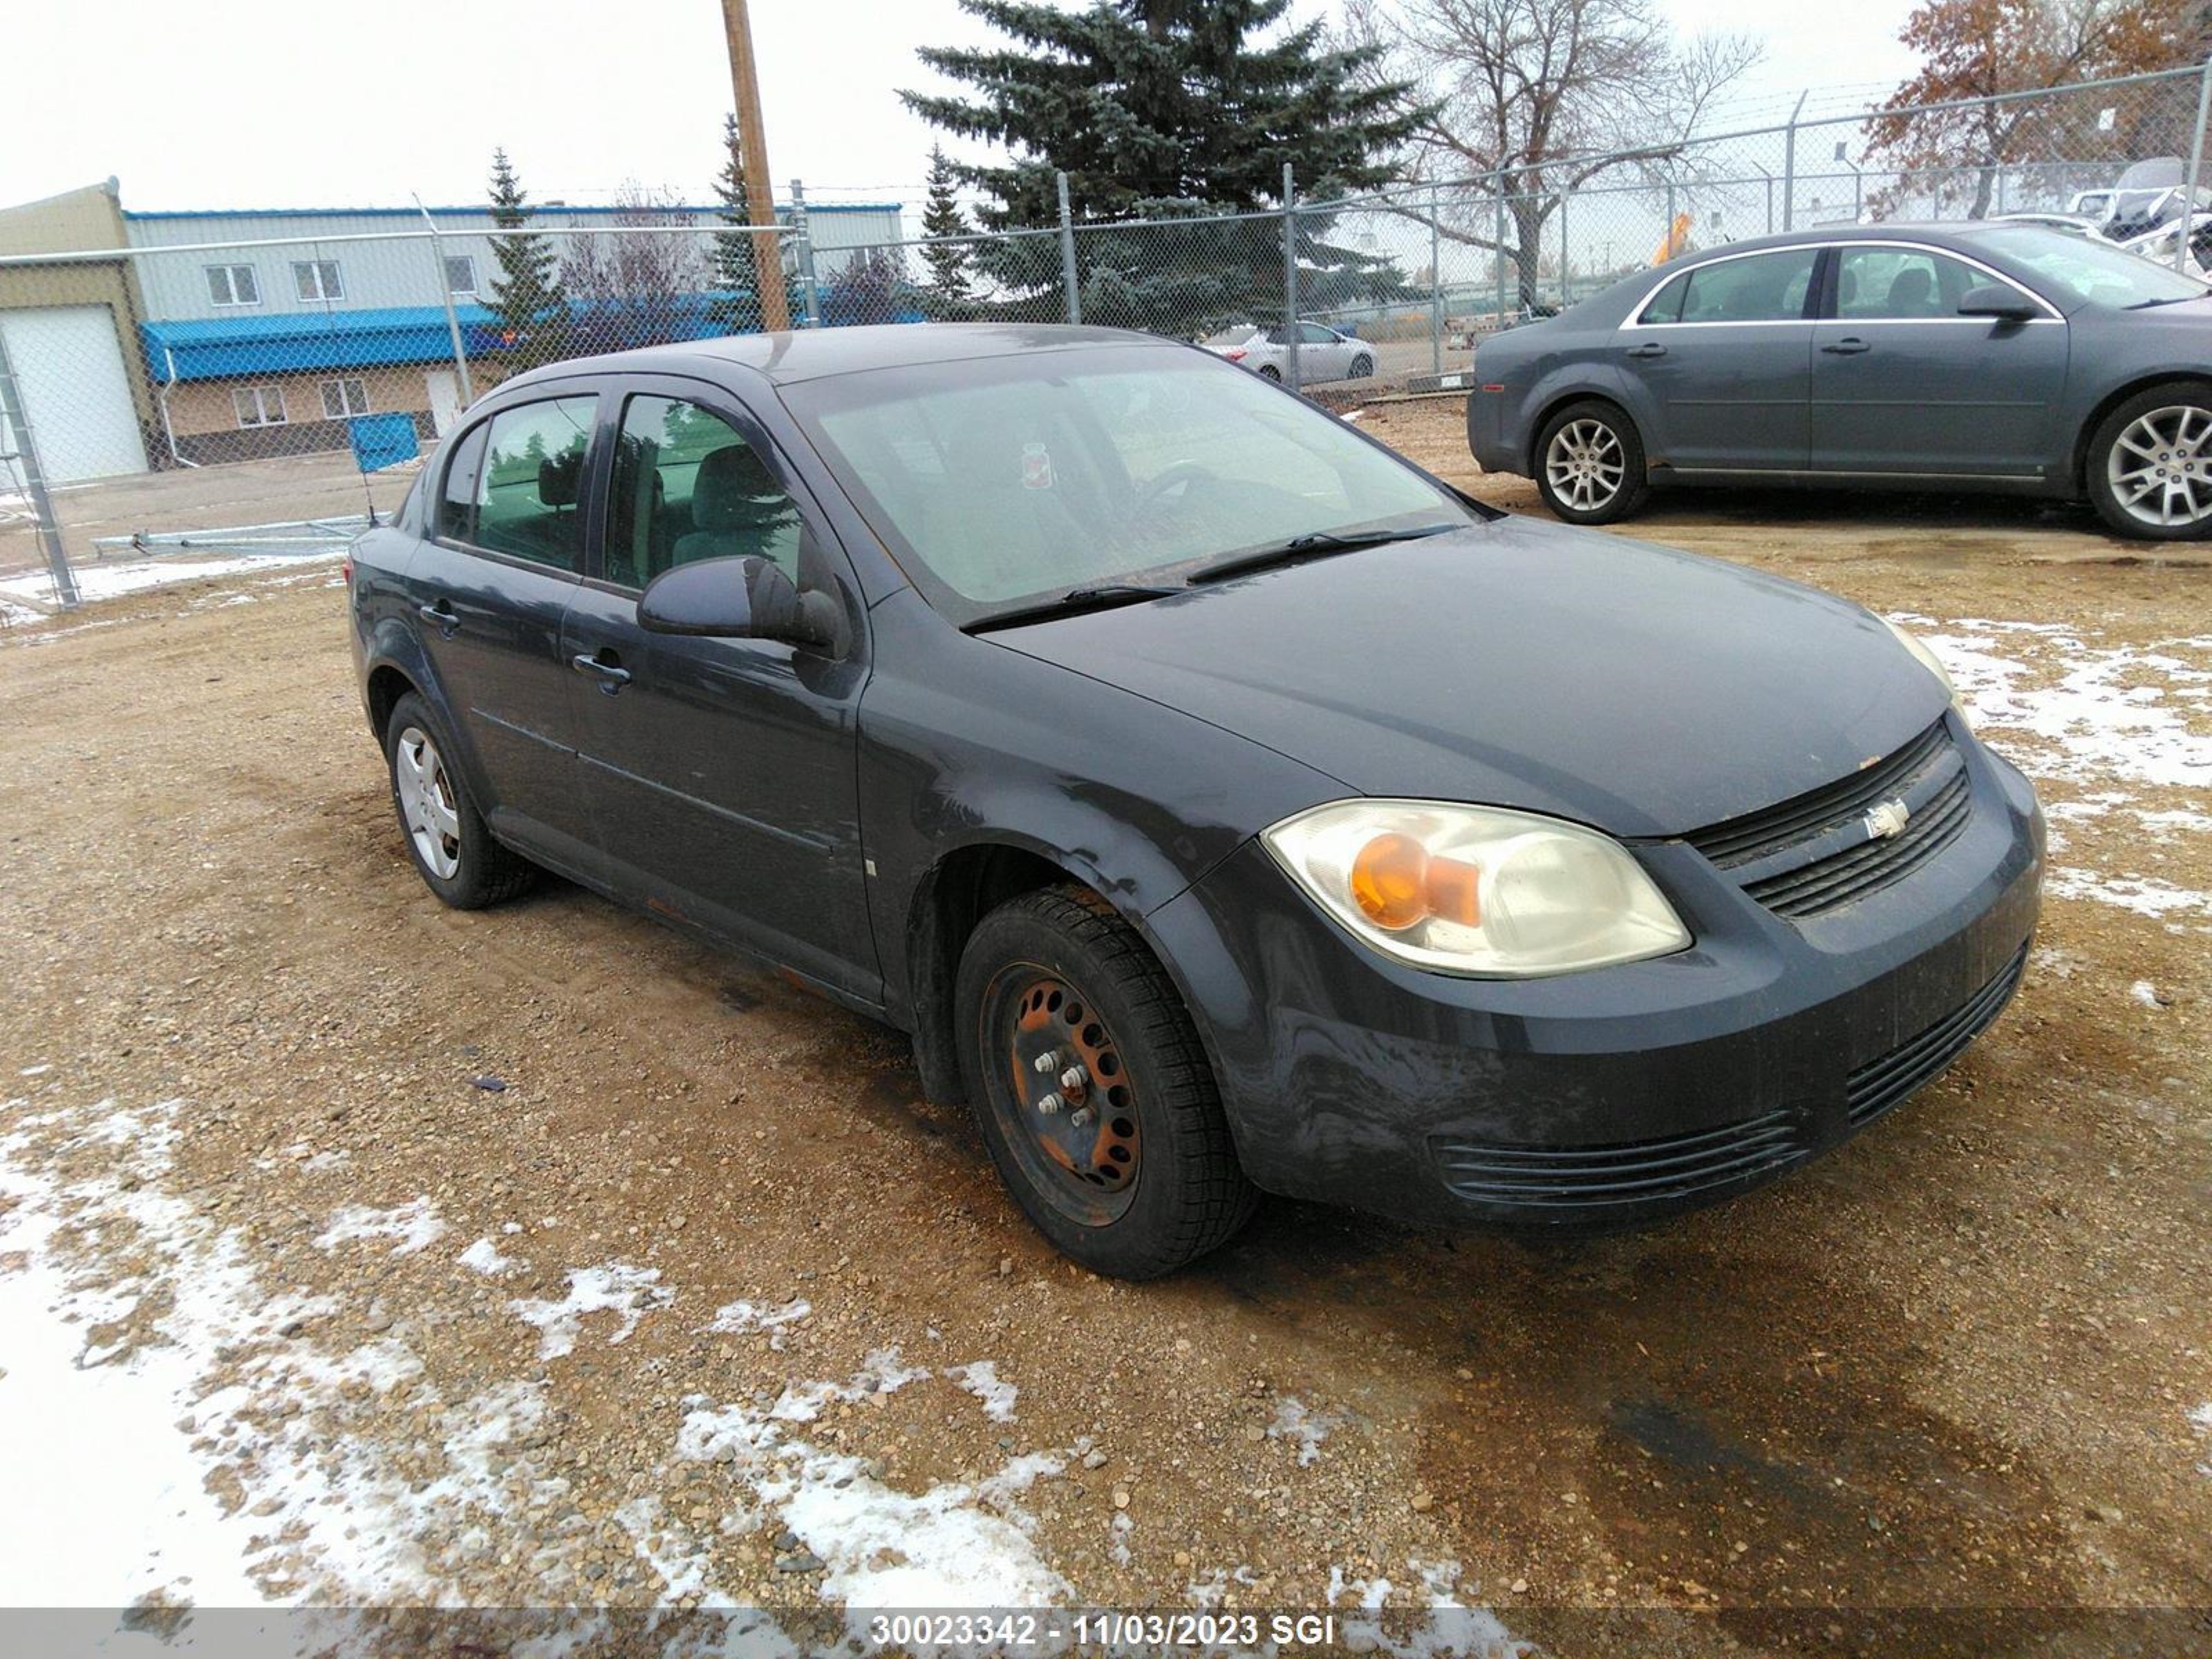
394 724 462 881
2108 405 2212 529
1545 418 1627 513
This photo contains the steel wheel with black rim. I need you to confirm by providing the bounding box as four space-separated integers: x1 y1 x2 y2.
382 691 536 909
1535 399 1650 525
2088 382 2212 541
955 885 1256 1277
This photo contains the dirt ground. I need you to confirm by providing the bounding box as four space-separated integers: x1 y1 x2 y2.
2 398 2209 1656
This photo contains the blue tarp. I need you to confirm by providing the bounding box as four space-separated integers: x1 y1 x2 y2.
142 305 503 383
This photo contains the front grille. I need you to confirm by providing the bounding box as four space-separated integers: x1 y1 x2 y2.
1846 944 2029 1127
1686 720 1971 919
1432 1111 1807 1210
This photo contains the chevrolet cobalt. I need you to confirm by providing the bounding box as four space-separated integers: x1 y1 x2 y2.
349 324 2042 1277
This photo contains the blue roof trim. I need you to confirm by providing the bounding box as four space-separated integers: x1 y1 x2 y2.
124 201 900 220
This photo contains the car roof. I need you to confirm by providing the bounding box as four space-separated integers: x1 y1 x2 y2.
496 322 1165 393
1665 222 2021 262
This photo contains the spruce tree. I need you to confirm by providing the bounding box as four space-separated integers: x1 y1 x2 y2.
485 148 566 367
709 114 764 333
919 144 974 315
900 1 1423 331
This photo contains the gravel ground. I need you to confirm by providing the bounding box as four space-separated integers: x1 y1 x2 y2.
1 402 2209 1656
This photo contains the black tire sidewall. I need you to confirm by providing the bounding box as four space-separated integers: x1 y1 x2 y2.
1351 355 1374 378
384 693 505 909
954 897 1239 1278
1257 364 1282 382
1535 400 1649 525
2086 382 2212 543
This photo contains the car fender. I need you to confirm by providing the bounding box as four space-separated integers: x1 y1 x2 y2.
357 615 499 814
1502 349 1649 474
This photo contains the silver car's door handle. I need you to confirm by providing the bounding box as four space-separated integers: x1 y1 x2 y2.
1822 337 1872 355
1625 342 1668 358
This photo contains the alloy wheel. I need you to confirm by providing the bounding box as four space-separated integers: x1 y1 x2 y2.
985 967 1142 1224
393 724 462 881
2108 406 2212 529
1545 418 1627 513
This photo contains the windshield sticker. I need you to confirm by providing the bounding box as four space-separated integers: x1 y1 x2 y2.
1021 442 1056 490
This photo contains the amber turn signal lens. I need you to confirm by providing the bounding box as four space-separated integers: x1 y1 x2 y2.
1350 836 1483 932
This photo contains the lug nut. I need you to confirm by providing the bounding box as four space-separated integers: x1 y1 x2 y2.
1059 1065 1089 1095
1031 1050 1063 1075
1036 1091 1065 1116
1068 1106 1096 1128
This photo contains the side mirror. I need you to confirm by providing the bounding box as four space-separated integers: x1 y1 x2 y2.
1958 283 2037 322
637 555 838 651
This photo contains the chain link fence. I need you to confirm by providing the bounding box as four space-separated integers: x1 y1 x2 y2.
3 62 2207 613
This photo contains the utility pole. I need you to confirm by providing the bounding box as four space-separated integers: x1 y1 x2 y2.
720 0 791 332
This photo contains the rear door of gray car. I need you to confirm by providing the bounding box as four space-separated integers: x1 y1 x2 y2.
1618 246 1819 472
1808 242 2069 478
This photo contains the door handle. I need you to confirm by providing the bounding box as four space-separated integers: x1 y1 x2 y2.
570 652 632 693
1625 342 1669 358
418 601 458 637
1821 337 1871 355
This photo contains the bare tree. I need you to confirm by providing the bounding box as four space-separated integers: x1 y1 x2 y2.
1345 0 1760 307
560 183 713 355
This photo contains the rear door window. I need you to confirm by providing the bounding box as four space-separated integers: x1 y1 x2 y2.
462 396 599 572
1659 250 1819 324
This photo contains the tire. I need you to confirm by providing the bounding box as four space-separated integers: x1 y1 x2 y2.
1257 364 1282 382
384 692 536 910
2085 381 2212 541
955 885 1257 1278
1349 353 1374 379
1534 399 1650 525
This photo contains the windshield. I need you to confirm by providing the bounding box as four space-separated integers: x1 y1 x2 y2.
1963 223 2209 307
782 344 1480 625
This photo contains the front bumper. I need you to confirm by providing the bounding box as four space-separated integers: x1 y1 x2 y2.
1149 721 2043 1228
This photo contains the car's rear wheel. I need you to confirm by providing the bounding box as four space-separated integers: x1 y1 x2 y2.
1349 353 1375 378
2086 382 2212 541
1535 400 1649 525
384 692 536 909
1257 364 1282 382
955 885 1256 1278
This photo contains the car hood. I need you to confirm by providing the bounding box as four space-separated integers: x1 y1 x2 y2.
990 516 1949 838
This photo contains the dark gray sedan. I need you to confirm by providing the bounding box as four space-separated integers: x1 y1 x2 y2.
1467 222 2212 539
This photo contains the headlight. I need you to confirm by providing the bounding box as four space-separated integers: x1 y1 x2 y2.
1262 800 1691 978
1880 615 1962 709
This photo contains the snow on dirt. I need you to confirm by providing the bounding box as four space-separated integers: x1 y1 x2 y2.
0 550 343 613
312 1196 447 1256
510 1262 674 1360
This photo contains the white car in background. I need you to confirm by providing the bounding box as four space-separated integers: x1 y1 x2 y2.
1203 322 1376 383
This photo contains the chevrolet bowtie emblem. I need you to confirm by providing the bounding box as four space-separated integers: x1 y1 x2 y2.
1864 798 1911 841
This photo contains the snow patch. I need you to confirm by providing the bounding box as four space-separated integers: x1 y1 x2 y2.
705 1295 811 1335
1266 1396 1346 1466
947 1359 1018 1423
457 1237 521 1277
768 1347 928 1423
2131 980 2164 1009
312 1197 447 1256
509 1262 673 1360
2045 868 2212 919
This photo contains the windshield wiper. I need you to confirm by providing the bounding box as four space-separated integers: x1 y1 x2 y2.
2126 292 2209 308
1186 523 1461 586
962 583 1184 634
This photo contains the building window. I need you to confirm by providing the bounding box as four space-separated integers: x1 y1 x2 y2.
321 377 371 420
444 254 478 296
206 264 259 307
293 259 344 303
233 386 286 428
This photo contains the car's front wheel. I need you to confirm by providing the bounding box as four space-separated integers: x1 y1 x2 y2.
384 692 536 909
955 885 1257 1278
1257 364 1282 382
2086 382 2212 541
1535 400 1650 525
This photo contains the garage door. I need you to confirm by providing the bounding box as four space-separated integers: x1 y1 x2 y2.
0 306 147 484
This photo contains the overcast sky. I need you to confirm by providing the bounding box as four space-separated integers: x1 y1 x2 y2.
5 0 1920 219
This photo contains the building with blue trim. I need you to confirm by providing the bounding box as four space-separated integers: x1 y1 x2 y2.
122 198 903 465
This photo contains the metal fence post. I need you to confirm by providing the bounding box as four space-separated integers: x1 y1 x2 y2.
1282 162 1300 393
1665 180 1676 257
413 196 474 405
1056 171 1082 326
789 179 822 326
1782 91 1807 233
1429 187 1444 374
0 322 79 609
1494 171 1508 321
1558 188 1570 304
2182 57 2212 273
